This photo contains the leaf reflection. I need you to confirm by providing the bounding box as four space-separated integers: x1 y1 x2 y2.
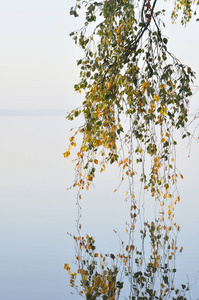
65 205 190 299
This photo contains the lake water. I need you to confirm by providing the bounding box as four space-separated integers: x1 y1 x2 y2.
0 116 199 299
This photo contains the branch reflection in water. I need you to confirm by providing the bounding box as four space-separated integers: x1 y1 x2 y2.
65 194 190 299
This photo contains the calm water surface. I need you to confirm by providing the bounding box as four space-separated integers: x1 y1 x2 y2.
0 116 199 299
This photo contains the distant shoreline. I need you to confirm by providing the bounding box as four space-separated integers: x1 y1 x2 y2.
0 109 66 117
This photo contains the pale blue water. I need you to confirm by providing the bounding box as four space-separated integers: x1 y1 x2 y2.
0 116 199 299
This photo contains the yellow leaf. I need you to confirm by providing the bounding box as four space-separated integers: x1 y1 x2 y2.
63 151 70 158
141 81 150 93
86 175 93 181
159 84 165 89
180 174 184 179
118 160 123 167
64 264 70 271
153 94 160 102
94 159 98 164
69 136 74 142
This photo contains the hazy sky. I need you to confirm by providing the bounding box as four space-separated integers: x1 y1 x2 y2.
0 0 83 111
0 0 198 113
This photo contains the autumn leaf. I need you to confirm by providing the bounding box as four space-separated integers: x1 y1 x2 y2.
64 264 70 271
110 254 115 260
69 136 74 142
141 81 150 93
63 151 70 158
153 94 160 102
118 160 123 167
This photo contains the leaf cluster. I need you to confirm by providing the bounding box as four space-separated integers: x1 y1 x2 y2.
65 0 196 198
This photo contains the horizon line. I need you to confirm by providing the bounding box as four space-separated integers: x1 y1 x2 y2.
0 109 67 117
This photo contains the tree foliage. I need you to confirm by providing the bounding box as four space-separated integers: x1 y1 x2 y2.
65 0 198 201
